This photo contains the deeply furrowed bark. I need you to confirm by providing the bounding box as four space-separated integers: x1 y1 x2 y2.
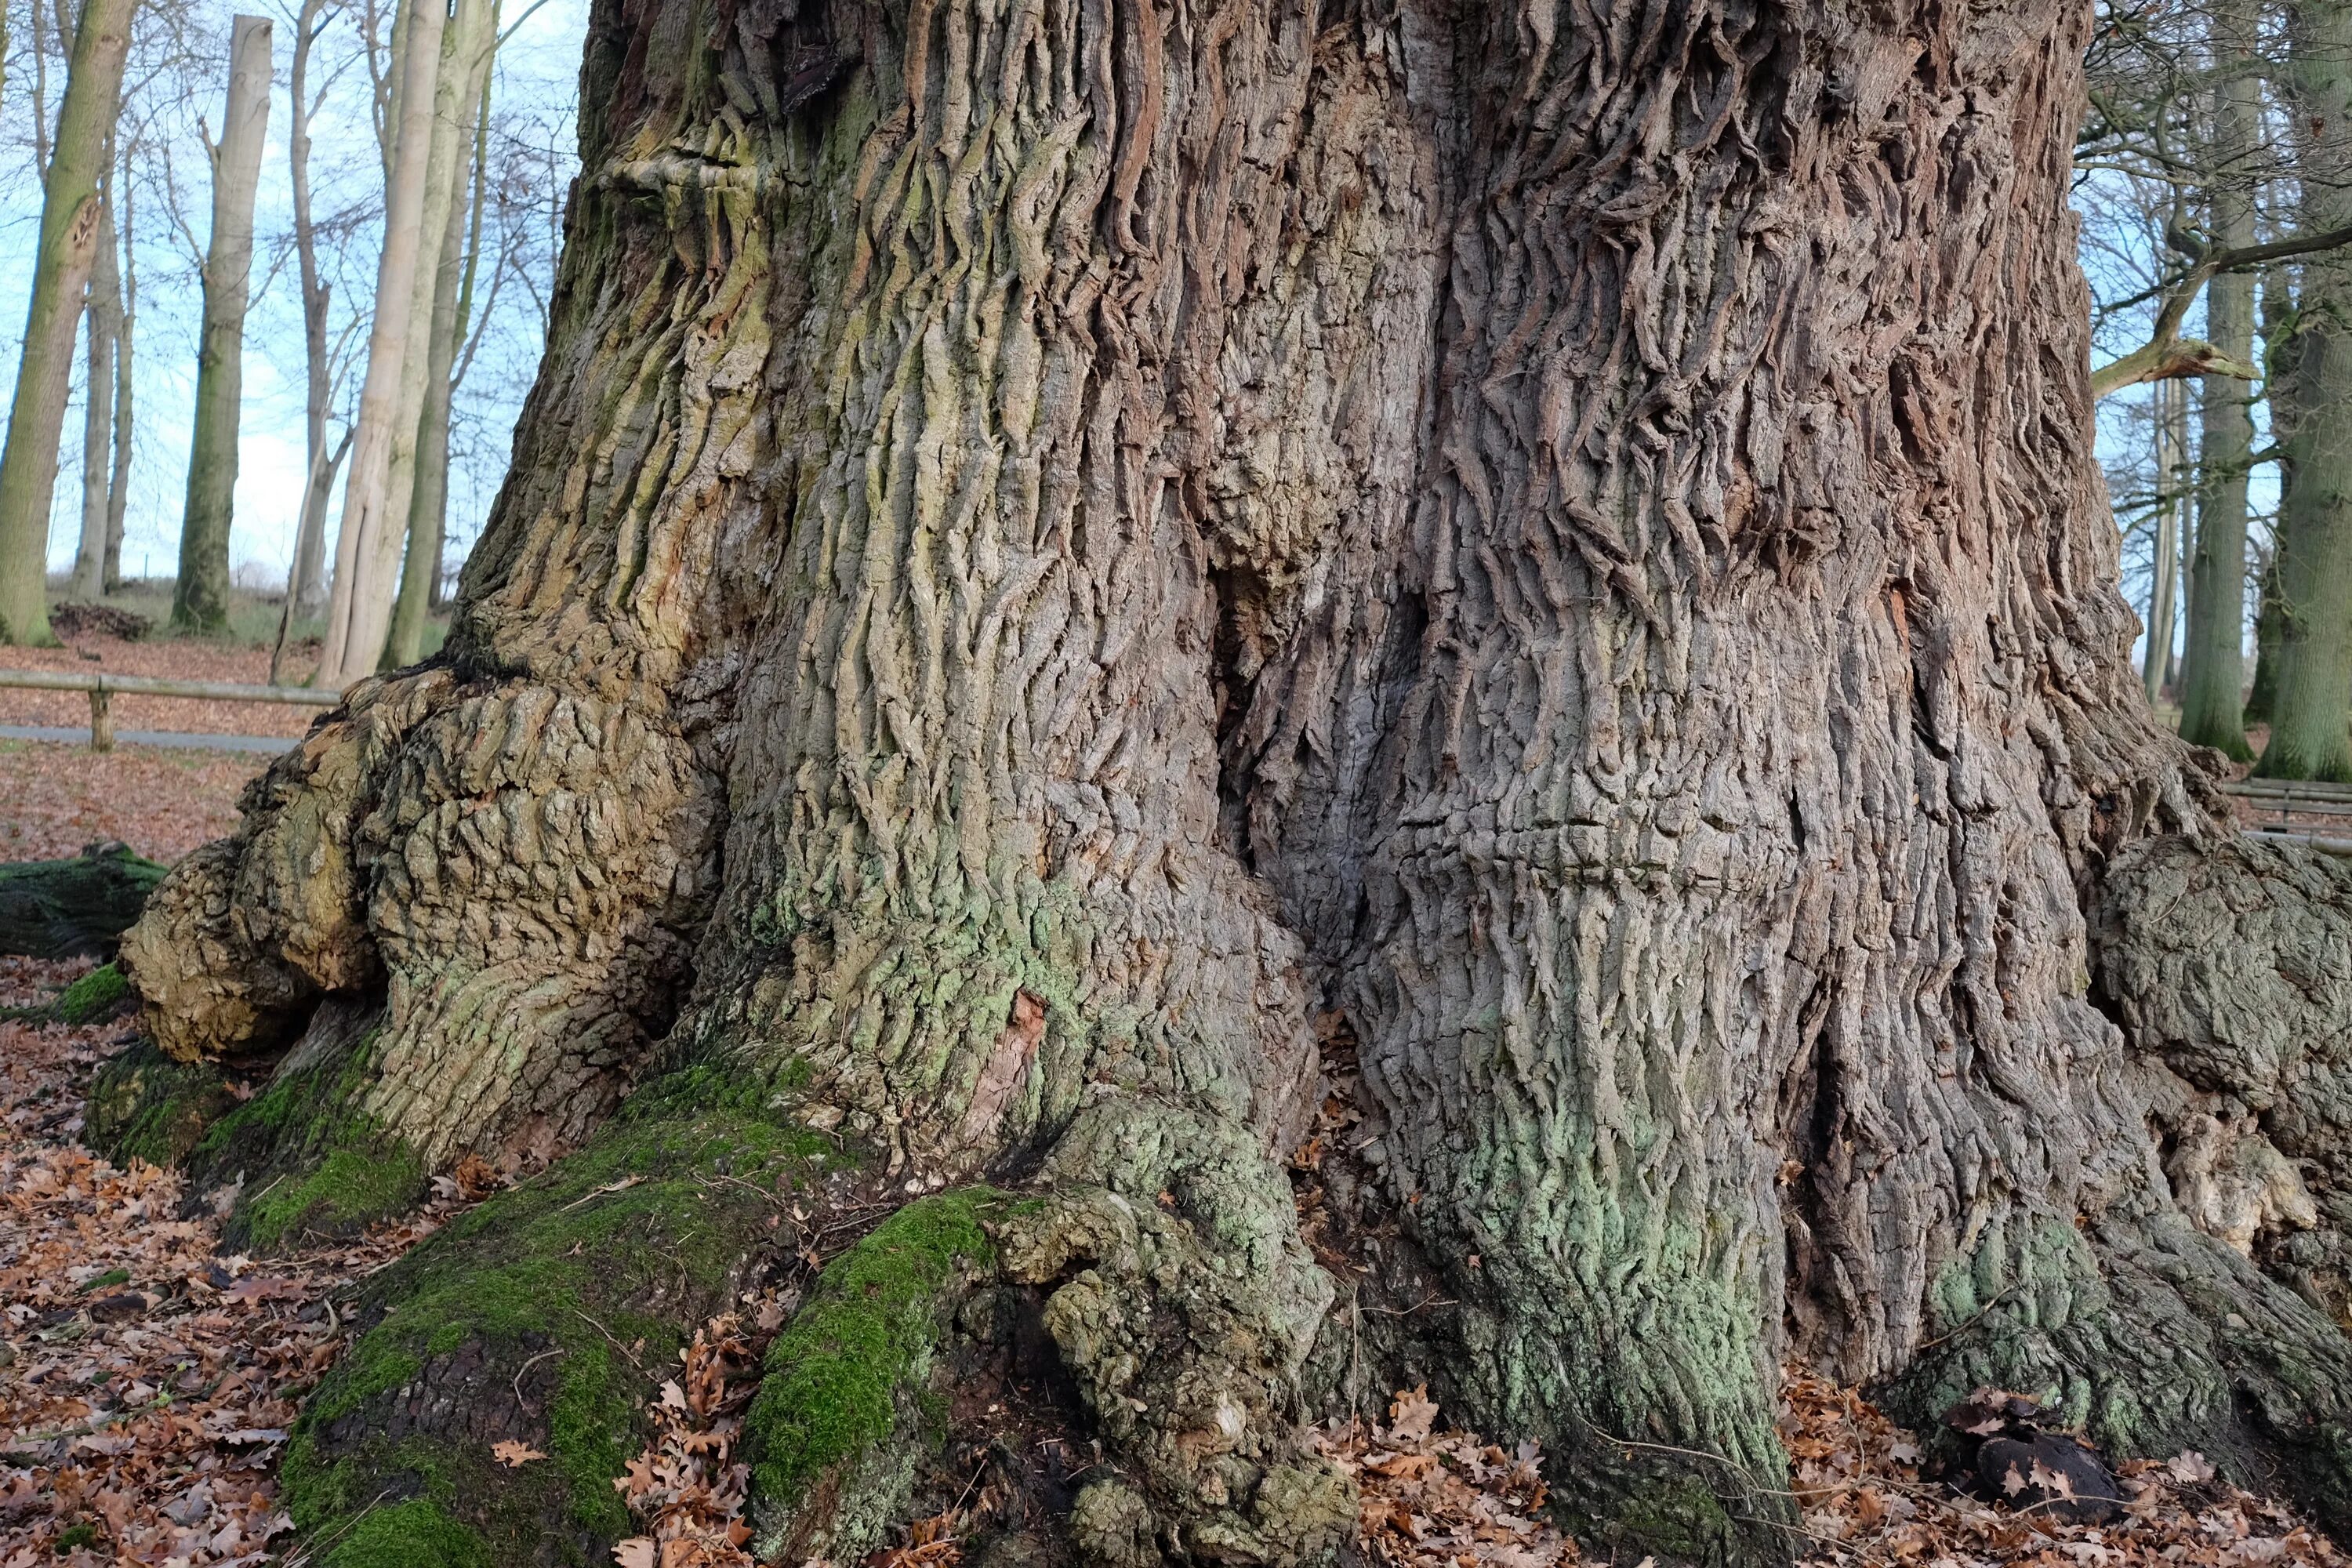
116 0 2352 1563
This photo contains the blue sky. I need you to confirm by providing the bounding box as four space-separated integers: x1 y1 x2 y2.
0 0 589 587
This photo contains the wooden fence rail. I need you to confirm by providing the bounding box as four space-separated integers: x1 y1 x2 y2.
2218 776 2352 856
0 668 343 752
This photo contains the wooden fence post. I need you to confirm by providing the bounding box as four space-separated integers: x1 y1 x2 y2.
87 685 114 752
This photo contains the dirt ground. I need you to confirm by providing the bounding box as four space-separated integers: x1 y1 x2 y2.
0 742 269 865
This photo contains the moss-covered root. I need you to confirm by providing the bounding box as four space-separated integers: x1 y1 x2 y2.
281 1084 837 1567
992 1095 1356 1567
742 1190 1014 1563
1881 1214 2352 1540
84 1036 236 1167
175 1000 430 1252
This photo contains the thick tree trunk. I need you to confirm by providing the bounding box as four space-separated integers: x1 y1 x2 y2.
71 185 121 604
0 0 136 646
172 15 275 636
2249 549 2286 725
2262 1 2352 780
118 2 2352 1566
316 0 448 685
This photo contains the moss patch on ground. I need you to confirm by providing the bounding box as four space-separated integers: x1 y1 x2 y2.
282 1073 855 1567
83 1039 236 1167
56 960 131 1022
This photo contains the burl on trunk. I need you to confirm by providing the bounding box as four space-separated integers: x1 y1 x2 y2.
109 1 2352 1564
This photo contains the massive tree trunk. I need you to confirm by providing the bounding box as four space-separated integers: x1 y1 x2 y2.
0 0 136 646
116 2 2352 1566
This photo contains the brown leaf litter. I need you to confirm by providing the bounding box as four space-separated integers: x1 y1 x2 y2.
0 951 2343 1568
0 956 468 1566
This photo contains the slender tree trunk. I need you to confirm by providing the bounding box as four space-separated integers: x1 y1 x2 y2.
316 0 447 685
2145 380 2184 704
117 5 2352 1565
2180 41 2257 763
70 181 120 604
289 0 339 621
386 5 497 669
0 0 136 645
372 0 493 667
103 169 134 594
427 82 495 619
2262 1 2352 779
2247 549 2286 724
383 186 467 667
171 15 274 635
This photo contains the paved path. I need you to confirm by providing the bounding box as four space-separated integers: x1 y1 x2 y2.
0 723 292 755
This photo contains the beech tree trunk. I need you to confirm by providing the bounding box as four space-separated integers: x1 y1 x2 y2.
116 3 2352 1566
2263 0 2352 780
71 183 121 604
172 14 275 635
0 0 136 646
385 13 498 669
315 0 448 685
2144 379 2185 704
103 164 134 594
289 0 341 622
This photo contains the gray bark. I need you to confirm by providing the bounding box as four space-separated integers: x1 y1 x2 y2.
289 0 339 620
115 2 2352 1564
0 0 137 645
316 0 448 684
172 15 275 635
385 9 497 669
103 169 134 594
70 183 120 604
2146 379 2186 703
2263 0 2352 779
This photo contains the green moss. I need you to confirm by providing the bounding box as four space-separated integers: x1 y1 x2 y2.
285 1083 844 1563
180 1027 431 1251
243 1141 430 1252
745 1189 1005 1512
314 1498 488 1568
84 1042 235 1168
52 1523 99 1551
56 962 129 1023
75 1268 131 1294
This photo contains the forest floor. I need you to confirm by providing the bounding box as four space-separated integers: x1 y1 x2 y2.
1 702 2346 1568
2 946 2343 1567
